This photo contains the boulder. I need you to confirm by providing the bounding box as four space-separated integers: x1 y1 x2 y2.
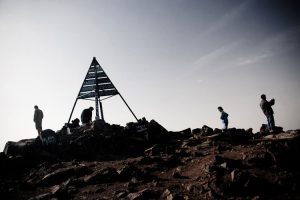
118 165 142 181
201 125 214 136
246 151 276 169
39 167 75 186
92 119 107 134
4 139 41 157
160 189 173 200
41 129 57 145
84 167 119 184
172 167 182 178
192 128 201 135
127 188 159 200
148 120 168 143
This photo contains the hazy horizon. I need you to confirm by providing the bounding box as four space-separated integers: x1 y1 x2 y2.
1 0 300 150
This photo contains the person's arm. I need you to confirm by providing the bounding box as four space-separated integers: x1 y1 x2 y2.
220 112 225 120
34 111 37 122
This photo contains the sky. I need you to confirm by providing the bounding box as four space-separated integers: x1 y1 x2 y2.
0 0 300 150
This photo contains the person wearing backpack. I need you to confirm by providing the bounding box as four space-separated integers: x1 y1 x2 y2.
260 94 275 132
81 107 94 125
218 106 229 131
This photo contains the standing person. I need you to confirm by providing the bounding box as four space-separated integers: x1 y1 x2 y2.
81 107 94 125
34 105 44 139
260 94 275 132
218 106 229 131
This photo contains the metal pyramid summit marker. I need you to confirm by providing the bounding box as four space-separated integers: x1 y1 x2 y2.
78 58 118 99
68 57 138 123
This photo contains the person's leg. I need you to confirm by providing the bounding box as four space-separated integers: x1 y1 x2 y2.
267 115 275 131
36 122 42 140
222 120 228 133
38 128 42 139
267 116 271 130
269 115 275 131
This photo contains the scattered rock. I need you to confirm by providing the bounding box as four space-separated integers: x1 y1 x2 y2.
39 167 75 186
161 189 173 200
84 167 119 184
172 167 181 178
127 188 159 200
1 119 300 200
118 165 142 181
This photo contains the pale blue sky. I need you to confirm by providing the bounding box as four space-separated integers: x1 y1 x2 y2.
0 0 299 150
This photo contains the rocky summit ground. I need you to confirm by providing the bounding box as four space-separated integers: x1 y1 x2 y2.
1 119 300 200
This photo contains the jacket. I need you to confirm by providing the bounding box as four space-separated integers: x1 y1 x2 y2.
220 111 229 122
34 109 43 123
81 109 92 123
260 99 275 116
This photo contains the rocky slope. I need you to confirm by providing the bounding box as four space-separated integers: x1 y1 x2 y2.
1 119 300 200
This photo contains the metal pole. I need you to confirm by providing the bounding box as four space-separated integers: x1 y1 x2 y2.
68 58 95 123
93 57 138 122
118 93 139 122
95 94 100 120
99 99 104 120
94 63 100 120
68 98 78 123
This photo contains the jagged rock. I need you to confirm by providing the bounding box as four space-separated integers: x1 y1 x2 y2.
50 183 69 199
246 151 276 168
115 190 129 198
28 192 52 200
92 119 107 134
201 125 214 136
73 164 93 177
246 128 253 134
127 188 158 200
175 148 191 158
148 120 168 143
39 167 75 186
138 156 163 165
1 119 300 200
165 155 182 168
172 128 192 139
186 184 204 195
212 155 243 170
139 168 158 182
84 167 119 184
4 139 41 157
68 178 85 188
161 189 173 200
260 124 284 135
165 185 186 200
41 129 57 145
124 177 139 191
213 128 222 134
144 144 160 156
138 156 154 165
118 165 142 181
172 167 182 178
192 128 201 135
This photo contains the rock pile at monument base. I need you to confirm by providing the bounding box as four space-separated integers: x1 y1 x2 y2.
1 119 300 199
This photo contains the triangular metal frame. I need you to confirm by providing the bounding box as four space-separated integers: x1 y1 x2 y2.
68 57 138 123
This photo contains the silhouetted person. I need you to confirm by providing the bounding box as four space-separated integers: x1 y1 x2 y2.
218 106 229 131
81 107 94 125
34 105 44 139
260 94 275 132
67 118 80 129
